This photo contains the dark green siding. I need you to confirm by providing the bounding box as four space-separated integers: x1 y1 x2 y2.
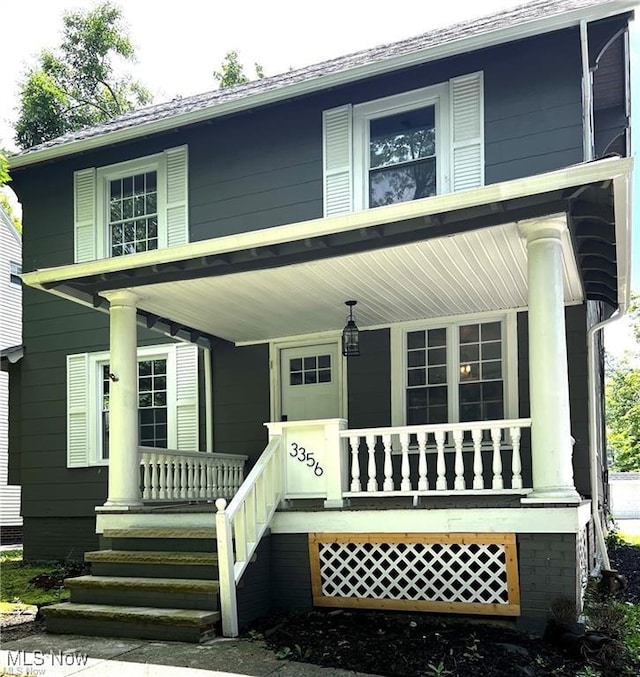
347 329 391 428
212 343 270 463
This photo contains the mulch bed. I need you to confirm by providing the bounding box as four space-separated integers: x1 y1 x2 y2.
249 543 640 677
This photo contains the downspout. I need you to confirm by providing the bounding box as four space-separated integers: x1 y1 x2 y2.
580 19 594 162
587 309 626 571
581 18 610 570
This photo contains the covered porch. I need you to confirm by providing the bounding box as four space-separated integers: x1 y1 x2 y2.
24 158 631 636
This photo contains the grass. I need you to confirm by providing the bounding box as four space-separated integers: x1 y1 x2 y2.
0 549 69 606
618 532 640 546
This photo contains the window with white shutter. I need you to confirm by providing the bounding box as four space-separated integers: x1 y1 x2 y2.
66 343 201 467
73 145 189 263
324 73 484 214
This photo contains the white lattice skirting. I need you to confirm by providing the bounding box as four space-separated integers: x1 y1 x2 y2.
309 533 520 616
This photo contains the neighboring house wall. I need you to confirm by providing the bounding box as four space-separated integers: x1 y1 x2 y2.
610 473 640 519
0 205 22 541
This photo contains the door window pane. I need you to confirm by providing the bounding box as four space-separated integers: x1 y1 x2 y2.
290 354 332 387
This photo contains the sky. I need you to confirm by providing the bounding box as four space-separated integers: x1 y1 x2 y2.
0 0 638 356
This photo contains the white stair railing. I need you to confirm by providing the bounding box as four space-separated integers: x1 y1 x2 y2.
340 418 531 496
139 447 247 501
215 435 284 637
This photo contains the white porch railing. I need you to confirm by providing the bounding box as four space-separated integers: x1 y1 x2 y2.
139 447 247 501
215 435 284 637
341 419 531 496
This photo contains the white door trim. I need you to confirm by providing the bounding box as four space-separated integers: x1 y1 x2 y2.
269 333 347 422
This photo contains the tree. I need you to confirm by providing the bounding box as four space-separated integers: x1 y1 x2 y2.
606 293 640 471
213 50 264 89
606 368 640 471
14 2 151 149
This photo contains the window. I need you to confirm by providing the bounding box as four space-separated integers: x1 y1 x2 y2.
391 313 516 427
100 357 169 460
9 261 21 286
323 72 483 217
353 85 447 211
73 145 188 263
66 343 200 467
108 171 158 257
289 354 332 386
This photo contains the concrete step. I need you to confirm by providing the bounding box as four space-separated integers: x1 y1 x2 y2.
42 602 220 643
65 575 220 610
103 528 217 539
86 550 219 580
100 528 218 552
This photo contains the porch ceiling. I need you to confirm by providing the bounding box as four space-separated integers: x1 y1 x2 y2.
22 158 631 348
122 222 582 344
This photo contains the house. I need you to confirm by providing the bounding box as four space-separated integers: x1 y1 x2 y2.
7 0 634 641
0 203 22 543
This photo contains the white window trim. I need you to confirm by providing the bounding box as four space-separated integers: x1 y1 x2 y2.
95 154 167 261
390 310 518 427
87 344 177 465
352 83 450 212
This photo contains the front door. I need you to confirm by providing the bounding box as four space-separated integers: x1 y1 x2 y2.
280 343 341 421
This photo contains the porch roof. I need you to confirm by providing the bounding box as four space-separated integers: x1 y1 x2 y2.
22 157 632 347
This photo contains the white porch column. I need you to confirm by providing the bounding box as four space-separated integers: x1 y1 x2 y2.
101 289 142 509
519 216 580 502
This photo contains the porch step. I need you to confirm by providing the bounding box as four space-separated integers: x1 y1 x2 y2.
86 550 219 580
65 575 220 610
42 602 220 643
103 528 217 540
101 528 218 553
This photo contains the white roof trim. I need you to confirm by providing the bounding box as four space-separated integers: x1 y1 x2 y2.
10 0 636 170
22 157 633 313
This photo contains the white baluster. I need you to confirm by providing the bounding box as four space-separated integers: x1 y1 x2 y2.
349 435 361 492
417 431 428 491
173 459 182 500
472 427 484 490
159 456 168 500
453 429 465 491
224 461 233 498
197 460 205 500
510 426 523 489
436 430 447 490
179 459 187 499
400 432 411 492
366 434 378 492
187 460 195 499
382 434 394 491
212 462 221 497
150 454 159 500
142 455 150 500
491 427 504 490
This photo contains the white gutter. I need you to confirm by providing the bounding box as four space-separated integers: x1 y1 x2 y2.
21 156 633 291
9 1 636 170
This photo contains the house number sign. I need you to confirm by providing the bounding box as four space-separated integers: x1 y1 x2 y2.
290 442 324 477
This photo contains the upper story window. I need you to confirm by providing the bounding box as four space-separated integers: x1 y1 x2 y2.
391 312 517 427
73 145 188 264
368 105 437 207
108 171 158 256
322 72 483 217
9 261 21 286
